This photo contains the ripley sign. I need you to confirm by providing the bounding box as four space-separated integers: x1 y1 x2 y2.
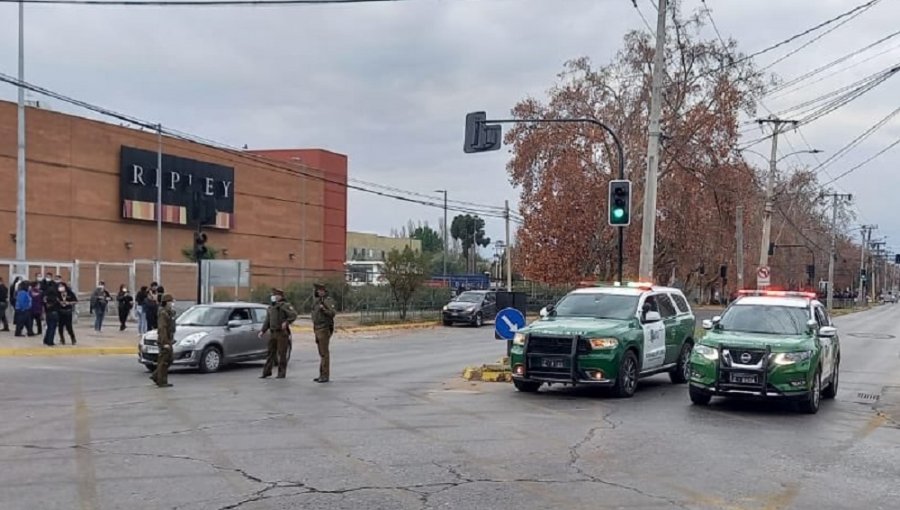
120 146 235 229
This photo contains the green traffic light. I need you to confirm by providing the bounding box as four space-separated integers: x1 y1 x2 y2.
612 208 625 219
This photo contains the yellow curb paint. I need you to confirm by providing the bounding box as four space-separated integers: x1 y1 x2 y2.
0 346 136 357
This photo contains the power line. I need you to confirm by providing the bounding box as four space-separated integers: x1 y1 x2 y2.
0 0 416 5
810 104 900 175
0 70 512 222
821 134 900 186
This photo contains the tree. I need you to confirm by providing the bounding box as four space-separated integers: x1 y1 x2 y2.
450 214 491 272
181 245 219 262
383 246 429 320
411 223 443 254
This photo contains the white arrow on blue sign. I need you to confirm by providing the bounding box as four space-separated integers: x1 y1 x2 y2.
495 307 526 340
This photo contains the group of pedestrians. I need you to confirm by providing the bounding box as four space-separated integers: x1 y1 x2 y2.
0 273 78 346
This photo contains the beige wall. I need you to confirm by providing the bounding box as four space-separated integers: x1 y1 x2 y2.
346 232 421 261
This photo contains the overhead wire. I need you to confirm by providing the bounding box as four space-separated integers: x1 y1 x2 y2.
820 134 900 187
0 0 417 5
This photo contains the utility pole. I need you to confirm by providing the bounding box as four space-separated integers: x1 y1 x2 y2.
16 0 26 275
735 206 744 290
435 190 448 278
756 117 799 286
637 0 668 281
504 200 512 292
870 241 886 300
858 225 876 306
824 192 852 311
156 124 163 283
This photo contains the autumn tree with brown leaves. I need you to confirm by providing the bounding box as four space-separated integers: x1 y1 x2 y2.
505 3 860 297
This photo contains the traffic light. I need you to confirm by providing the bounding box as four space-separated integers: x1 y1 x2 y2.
608 180 632 226
768 242 775 256
463 112 502 153
719 265 727 279
806 264 815 282
895 254 900 264
193 232 208 260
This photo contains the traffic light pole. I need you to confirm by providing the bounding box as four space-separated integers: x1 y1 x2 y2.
196 221 203 306
483 117 626 283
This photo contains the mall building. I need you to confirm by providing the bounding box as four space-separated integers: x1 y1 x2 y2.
0 100 347 298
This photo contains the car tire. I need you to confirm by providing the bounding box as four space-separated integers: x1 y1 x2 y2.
442 320 452 327
822 358 839 399
799 369 822 414
199 346 223 374
285 342 292 363
473 313 484 328
612 350 639 398
513 379 541 393
670 341 693 384
143 363 157 373
689 386 712 406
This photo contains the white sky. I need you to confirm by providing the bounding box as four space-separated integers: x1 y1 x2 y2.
0 0 897 256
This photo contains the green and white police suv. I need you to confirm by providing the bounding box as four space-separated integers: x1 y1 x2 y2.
509 282 696 397
688 290 841 414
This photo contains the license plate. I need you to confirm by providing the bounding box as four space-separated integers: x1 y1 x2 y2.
541 358 567 369
731 373 758 384
144 345 159 354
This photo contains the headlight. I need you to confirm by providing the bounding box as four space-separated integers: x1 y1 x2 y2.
588 337 618 350
178 332 208 348
513 333 526 346
772 351 812 365
142 330 158 342
442 305 448 311
693 344 718 361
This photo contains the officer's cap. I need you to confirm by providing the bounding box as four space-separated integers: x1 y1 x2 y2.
272 288 285 296
161 294 174 303
313 282 327 290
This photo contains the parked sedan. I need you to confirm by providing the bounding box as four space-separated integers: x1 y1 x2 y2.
137 302 289 373
442 290 497 327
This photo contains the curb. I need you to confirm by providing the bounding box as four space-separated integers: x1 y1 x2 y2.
0 346 136 357
291 321 438 335
462 358 512 383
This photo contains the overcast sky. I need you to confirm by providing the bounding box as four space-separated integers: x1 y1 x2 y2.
1 0 897 257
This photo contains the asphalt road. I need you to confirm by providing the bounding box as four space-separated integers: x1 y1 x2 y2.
1 306 898 510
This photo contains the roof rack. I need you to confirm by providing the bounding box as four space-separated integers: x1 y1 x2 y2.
737 290 817 299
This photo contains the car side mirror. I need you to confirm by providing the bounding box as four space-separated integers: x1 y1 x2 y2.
806 319 818 333
540 305 556 318
226 319 243 329
643 311 662 323
818 326 837 338
702 320 714 330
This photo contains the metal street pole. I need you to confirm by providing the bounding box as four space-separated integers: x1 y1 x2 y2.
505 200 512 292
637 0 668 282
735 206 744 290
756 118 799 286
435 190 447 278
858 225 875 306
825 193 852 311
16 0 26 274
155 124 163 283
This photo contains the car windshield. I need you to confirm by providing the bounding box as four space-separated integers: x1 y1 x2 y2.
718 305 810 335
454 292 484 303
176 306 230 327
553 293 639 320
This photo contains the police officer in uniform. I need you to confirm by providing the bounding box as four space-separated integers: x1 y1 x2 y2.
312 283 336 383
151 294 176 388
259 288 297 379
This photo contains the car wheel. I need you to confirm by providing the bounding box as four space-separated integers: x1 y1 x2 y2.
474 313 484 328
670 341 693 384
689 386 712 406
513 379 541 393
799 369 822 414
822 359 839 399
144 363 157 373
612 350 639 398
285 343 292 363
199 346 223 374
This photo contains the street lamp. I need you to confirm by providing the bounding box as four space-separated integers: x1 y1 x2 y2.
739 148 823 164
435 190 448 278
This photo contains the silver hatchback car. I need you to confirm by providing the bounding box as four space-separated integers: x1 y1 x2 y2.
137 302 290 373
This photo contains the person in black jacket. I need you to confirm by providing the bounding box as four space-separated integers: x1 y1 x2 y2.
43 287 60 347
116 285 134 331
58 282 78 345
145 282 160 332
0 277 9 332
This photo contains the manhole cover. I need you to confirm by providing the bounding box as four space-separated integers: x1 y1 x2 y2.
847 333 896 340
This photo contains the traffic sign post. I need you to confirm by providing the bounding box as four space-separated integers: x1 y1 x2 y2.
495 307 526 357
757 266 771 288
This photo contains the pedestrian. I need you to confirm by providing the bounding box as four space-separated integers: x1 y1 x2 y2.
135 286 149 334
14 281 34 337
29 282 44 336
58 282 77 345
259 288 297 379
0 277 9 332
151 294 176 388
90 282 111 332
145 282 160 331
116 284 134 331
43 287 60 347
311 282 336 383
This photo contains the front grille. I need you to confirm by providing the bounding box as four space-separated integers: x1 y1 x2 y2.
143 339 158 346
723 348 767 367
527 336 573 355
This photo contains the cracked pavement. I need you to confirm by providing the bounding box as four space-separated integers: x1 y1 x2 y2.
1 307 900 510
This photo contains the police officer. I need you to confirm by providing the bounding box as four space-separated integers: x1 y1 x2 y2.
151 294 176 388
312 283 336 383
259 288 297 379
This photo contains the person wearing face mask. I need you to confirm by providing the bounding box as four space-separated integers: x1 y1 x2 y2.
30 281 44 336
259 288 297 379
145 282 160 332
151 294 176 388
42 287 61 347
311 283 337 383
116 284 134 331
90 281 111 332
57 282 77 345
